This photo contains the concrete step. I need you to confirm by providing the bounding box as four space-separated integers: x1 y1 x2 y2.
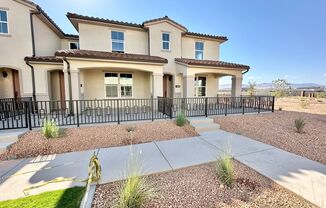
187 117 214 125
192 123 220 133
0 131 27 154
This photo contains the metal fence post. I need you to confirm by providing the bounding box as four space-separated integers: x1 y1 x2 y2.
169 99 173 119
117 99 120 124
225 98 228 116
205 97 208 117
27 101 32 130
76 100 80 127
272 96 275 112
151 96 154 121
242 97 245 114
258 96 261 113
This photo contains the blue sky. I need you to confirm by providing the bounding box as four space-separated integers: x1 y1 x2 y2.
34 0 326 85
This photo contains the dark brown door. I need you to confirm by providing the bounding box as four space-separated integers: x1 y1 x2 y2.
12 69 20 98
59 71 66 109
163 75 167 97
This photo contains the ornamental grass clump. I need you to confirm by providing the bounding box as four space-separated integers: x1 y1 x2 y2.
42 119 59 139
295 117 306 133
175 113 186 127
114 152 156 208
216 150 234 188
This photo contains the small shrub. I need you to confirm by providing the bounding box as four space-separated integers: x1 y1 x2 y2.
175 113 186 127
216 152 234 188
295 117 306 133
88 152 101 184
300 99 310 109
278 107 283 111
126 126 135 133
114 152 156 208
316 92 326 98
42 119 59 138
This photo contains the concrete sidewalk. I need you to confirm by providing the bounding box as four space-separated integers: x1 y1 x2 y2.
0 130 325 207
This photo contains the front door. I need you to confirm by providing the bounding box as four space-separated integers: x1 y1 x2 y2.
163 74 172 97
12 69 20 98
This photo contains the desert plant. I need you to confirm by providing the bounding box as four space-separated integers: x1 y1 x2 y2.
316 92 326 98
216 151 234 188
247 81 256 96
114 152 156 208
126 126 135 145
272 79 290 98
295 117 306 133
42 119 59 138
88 152 101 184
278 107 283 111
175 113 186 127
300 99 310 109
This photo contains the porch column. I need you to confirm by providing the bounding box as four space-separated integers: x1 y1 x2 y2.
231 76 242 97
183 75 195 97
152 73 163 97
216 77 220 96
63 66 81 101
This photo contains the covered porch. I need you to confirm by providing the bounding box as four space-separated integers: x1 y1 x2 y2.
175 58 249 98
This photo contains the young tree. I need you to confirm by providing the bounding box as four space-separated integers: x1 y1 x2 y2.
247 81 257 96
272 79 290 97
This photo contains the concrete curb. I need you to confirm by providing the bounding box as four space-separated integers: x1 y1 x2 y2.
80 183 96 208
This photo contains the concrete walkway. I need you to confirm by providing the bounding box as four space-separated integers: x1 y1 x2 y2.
0 130 325 207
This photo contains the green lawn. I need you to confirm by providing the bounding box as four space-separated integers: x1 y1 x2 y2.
0 186 85 208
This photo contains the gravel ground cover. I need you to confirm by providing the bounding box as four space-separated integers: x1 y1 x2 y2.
0 120 198 160
92 161 315 208
214 111 326 164
275 97 326 115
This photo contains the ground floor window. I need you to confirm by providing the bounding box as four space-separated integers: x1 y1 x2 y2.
194 76 206 97
104 72 133 98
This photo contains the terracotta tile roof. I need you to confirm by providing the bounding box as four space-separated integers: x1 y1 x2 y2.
55 50 168 64
67 12 144 29
184 32 228 41
175 58 250 70
24 56 63 63
143 16 187 31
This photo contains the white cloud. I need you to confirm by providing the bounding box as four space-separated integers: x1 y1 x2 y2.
323 73 326 77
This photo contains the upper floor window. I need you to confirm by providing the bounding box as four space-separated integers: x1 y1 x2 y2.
0 10 8 34
162 32 170 50
195 42 204 60
69 42 79 49
111 31 124 52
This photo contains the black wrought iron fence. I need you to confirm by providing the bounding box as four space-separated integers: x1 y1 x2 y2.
0 96 274 130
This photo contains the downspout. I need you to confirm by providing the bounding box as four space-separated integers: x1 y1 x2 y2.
63 57 73 114
27 11 40 102
25 60 36 102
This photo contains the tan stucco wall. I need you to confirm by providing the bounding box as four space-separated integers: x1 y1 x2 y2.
79 23 148 54
61 38 79 50
147 22 182 76
182 37 220 60
0 68 14 98
0 0 34 97
82 68 151 99
33 16 61 56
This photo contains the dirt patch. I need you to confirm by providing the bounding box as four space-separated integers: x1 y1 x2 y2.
0 120 198 160
275 97 326 115
93 161 315 208
214 111 326 164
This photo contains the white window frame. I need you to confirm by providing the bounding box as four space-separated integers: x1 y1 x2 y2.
0 9 9 35
195 41 204 60
194 76 207 97
162 32 170 51
69 41 79 49
104 72 133 98
111 31 125 52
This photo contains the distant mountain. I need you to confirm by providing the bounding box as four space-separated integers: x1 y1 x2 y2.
219 83 324 90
